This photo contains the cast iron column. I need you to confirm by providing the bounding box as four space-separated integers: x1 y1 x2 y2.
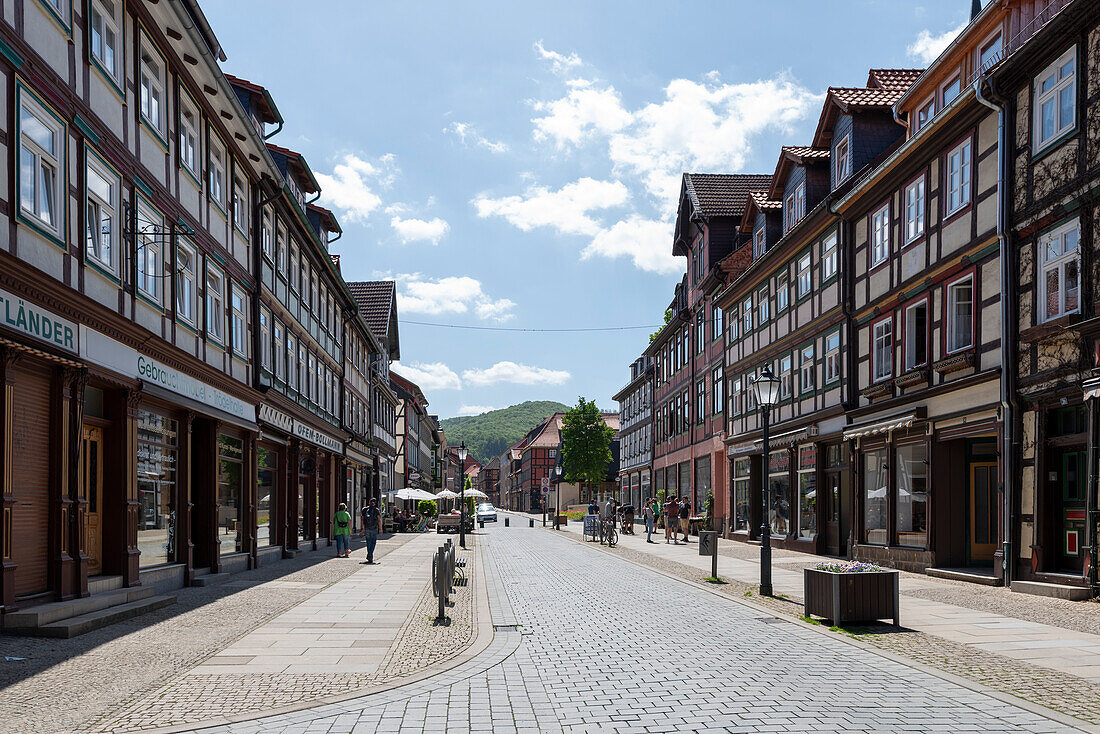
760 406 772 597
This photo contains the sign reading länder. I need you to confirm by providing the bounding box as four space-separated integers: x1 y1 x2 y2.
0 287 78 353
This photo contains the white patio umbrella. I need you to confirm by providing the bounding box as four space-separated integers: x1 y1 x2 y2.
435 489 460 500
463 488 489 499
395 487 437 501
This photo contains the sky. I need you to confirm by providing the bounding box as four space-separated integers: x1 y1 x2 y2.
202 0 974 419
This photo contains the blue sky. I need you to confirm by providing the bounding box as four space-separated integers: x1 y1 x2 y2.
203 0 973 419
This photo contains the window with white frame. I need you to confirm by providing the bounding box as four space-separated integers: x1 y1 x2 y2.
904 300 928 371
821 233 837 282
800 345 815 393
776 276 789 311
742 297 753 333
712 367 723 415
916 97 935 131
873 318 893 382
753 228 766 259
18 92 63 234
797 252 812 297
758 286 769 324
824 331 841 383
298 344 307 396
231 284 247 356
979 32 1002 70
273 319 285 381
138 36 166 137
712 305 723 342
233 171 249 235
871 204 890 267
942 73 962 106
905 177 925 242
178 89 200 179
261 211 273 260
835 135 851 183
728 309 738 342
286 333 297 390
89 0 121 84
946 139 972 215
259 307 271 370
946 276 974 353
289 241 299 291
175 239 197 327
780 355 792 400
135 199 163 303
85 152 119 273
209 132 227 208
276 222 286 274
1039 219 1080 322
730 377 742 416
1034 47 1076 152
205 262 225 343
785 182 806 233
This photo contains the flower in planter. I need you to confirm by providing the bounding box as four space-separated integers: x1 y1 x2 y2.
813 560 885 574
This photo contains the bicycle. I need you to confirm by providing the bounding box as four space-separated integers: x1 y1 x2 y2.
599 516 618 547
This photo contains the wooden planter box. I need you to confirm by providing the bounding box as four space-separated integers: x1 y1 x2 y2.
803 568 900 626
554 513 568 527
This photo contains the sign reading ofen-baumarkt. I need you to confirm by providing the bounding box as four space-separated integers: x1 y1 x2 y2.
0 287 78 353
81 329 254 423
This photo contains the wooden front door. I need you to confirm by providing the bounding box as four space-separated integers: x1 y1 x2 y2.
1057 450 1087 573
823 471 844 556
81 425 104 575
968 462 998 562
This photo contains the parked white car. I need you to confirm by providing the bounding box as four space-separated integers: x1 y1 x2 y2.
476 503 497 522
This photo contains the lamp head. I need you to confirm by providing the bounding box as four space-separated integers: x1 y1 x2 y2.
752 365 782 408
458 441 468 462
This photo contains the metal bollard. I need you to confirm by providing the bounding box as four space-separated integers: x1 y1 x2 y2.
479 520 484 529
529 518 534 528
504 518 509 527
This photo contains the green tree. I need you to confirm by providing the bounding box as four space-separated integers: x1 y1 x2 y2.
560 397 615 492
649 309 672 344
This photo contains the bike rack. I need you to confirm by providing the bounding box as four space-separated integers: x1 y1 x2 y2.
433 539 461 622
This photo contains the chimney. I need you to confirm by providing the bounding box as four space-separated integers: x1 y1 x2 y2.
971 0 982 20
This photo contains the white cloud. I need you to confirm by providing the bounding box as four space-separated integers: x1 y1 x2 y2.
473 177 629 237
462 361 571 387
534 40 582 75
583 216 679 275
392 362 462 391
607 75 820 203
457 405 497 416
445 122 509 154
908 20 967 64
388 273 516 322
390 215 450 245
314 153 398 223
532 80 632 147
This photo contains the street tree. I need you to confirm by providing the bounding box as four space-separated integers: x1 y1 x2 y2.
560 397 615 498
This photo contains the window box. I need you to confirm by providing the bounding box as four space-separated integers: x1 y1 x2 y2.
803 564 899 626
933 351 974 376
893 368 928 390
860 382 893 401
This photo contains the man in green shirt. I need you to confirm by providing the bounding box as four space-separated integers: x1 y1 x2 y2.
334 503 352 557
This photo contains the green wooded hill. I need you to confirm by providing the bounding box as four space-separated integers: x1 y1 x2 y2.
441 401 570 464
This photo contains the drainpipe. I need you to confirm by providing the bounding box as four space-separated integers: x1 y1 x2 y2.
974 76 1017 587
263 120 284 140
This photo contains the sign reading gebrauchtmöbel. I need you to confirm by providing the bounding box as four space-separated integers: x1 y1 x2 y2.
0 287 78 353
81 328 254 423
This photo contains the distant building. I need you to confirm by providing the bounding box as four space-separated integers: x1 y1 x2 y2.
613 356 654 508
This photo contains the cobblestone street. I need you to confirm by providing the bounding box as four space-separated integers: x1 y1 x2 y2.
206 519 1092 733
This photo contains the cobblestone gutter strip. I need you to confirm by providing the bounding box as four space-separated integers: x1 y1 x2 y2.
0 535 419 734
82 539 481 734
568 533 1100 728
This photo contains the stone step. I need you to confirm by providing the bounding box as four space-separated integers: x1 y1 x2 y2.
34 594 177 638
925 567 1001 586
3 586 155 630
191 572 231 587
1011 579 1090 601
87 575 123 595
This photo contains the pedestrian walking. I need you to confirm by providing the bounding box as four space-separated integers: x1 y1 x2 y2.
643 498 655 543
679 497 692 543
360 497 382 564
333 503 352 557
664 495 679 544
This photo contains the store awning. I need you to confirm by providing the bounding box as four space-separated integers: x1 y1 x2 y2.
0 336 83 368
843 411 920 441
1084 377 1100 402
753 425 816 449
141 381 259 432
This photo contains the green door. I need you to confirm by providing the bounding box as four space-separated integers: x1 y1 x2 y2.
1058 450 1087 573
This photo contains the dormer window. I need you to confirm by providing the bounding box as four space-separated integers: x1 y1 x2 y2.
784 182 805 233
753 228 765 259
834 135 851 184
916 97 935 131
979 33 1002 71
942 73 962 106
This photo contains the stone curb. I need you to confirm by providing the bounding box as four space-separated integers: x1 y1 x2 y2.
547 523 1100 734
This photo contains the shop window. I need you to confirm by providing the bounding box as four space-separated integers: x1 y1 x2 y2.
136 410 178 567
824 331 841 384
136 199 164 304
904 300 928 370
205 262 225 344
946 275 974 353
85 151 120 274
138 35 166 138
821 232 837 282
896 442 928 548
871 204 890 267
1039 219 1080 322
1034 47 1076 153
175 239 197 327
798 446 816 539
217 435 244 555
946 139 972 215
905 176 925 243
178 88 201 180
873 318 893 382
768 450 790 537
732 457 751 532
257 446 277 547
18 90 64 237
863 447 888 545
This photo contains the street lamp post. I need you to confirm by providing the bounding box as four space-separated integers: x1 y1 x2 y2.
554 464 563 530
752 365 781 597
458 442 468 549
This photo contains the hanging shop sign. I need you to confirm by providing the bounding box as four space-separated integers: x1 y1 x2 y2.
0 287 78 353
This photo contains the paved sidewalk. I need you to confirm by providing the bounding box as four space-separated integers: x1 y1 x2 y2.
552 515 1100 683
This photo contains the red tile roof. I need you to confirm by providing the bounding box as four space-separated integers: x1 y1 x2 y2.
867 68 924 91
682 173 774 218
828 86 906 110
750 191 783 211
783 146 831 161
347 280 396 340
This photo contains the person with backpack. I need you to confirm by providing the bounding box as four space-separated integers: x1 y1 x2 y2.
333 503 352 557
360 497 382 564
